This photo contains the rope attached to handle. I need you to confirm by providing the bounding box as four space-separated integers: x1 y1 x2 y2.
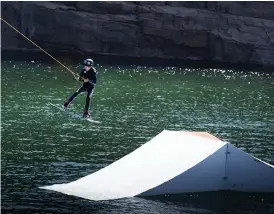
1 17 79 78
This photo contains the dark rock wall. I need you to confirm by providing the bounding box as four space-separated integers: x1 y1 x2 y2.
2 1 274 67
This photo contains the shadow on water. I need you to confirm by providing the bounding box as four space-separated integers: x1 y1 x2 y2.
3 190 274 214
3 50 274 73
141 191 274 214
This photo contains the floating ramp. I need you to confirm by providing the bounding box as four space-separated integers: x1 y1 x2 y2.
40 130 274 201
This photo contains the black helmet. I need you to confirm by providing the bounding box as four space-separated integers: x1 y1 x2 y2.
83 58 93 66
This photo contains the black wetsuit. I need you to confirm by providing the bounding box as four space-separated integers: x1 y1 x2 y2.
79 67 97 86
66 67 97 112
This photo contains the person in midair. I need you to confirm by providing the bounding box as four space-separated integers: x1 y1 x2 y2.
63 58 97 117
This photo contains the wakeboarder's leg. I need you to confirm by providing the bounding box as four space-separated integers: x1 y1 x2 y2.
83 86 94 117
64 86 85 110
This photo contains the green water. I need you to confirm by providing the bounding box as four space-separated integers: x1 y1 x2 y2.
1 60 274 213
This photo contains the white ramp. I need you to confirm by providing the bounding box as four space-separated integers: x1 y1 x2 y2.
40 130 274 201
225 143 274 192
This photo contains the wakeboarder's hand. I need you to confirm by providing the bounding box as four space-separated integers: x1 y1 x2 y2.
83 78 89 83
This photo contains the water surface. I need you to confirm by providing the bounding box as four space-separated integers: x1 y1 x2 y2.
1 61 274 213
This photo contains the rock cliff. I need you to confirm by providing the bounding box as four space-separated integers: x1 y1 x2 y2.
2 1 274 68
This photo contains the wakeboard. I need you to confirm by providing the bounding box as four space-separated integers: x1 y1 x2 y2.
49 102 101 124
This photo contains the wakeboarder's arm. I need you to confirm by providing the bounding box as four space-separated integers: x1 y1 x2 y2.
75 69 85 81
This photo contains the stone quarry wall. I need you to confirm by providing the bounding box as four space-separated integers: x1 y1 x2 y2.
1 1 274 67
